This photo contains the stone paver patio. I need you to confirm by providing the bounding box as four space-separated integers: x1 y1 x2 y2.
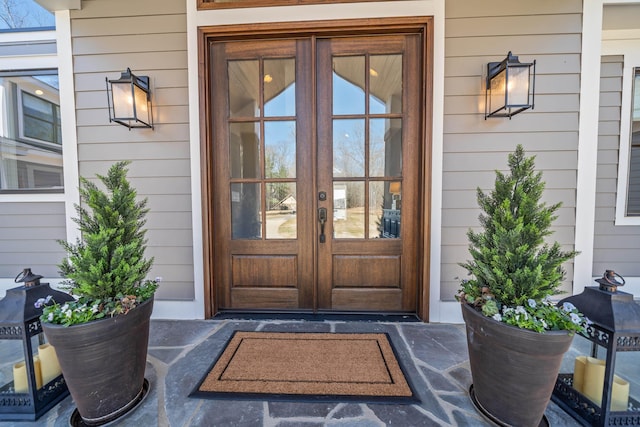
6 317 587 426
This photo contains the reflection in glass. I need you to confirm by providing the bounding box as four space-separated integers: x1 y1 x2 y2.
266 182 296 239
265 121 296 178
231 183 261 239
0 72 63 191
333 181 364 239
333 119 364 177
381 181 402 238
264 58 296 117
229 122 260 179
369 54 403 115
229 60 259 117
333 56 365 115
369 118 402 177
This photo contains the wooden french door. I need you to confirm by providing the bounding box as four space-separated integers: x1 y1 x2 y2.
209 32 423 313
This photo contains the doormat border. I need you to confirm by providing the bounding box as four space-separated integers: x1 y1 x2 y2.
189 331 420 404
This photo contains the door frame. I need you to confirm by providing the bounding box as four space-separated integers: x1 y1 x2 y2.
199 16 433 320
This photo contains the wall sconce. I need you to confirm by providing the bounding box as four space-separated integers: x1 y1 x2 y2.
106 68 154 130
485 51 536 119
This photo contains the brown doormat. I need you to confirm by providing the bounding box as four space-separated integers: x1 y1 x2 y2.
190 331 419 403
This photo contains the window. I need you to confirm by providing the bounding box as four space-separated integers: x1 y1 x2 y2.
0 70 63 192
626 69 640 216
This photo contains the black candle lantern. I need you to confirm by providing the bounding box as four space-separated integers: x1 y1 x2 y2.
106 67 154 130
485 51 536 119
0 268 74 421
552 270 640 426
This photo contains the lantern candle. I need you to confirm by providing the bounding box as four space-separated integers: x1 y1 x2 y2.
12 355 42 393
611 376 630 412
38 343 62 386
573 355 587 393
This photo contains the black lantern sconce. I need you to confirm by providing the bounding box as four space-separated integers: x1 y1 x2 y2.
0 269 75 421
485 51 536 119
106 68 154 130
552 270 640 426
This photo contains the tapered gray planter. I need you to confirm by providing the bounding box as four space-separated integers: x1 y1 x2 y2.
42 297 153 426
461 302 574 427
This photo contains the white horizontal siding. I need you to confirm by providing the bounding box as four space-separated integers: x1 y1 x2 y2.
69 0 191 301
593 55 640 276
440 0 582 303
0 202 66 278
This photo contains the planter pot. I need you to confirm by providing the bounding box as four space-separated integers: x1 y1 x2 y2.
461 303 574 427
42 297 154 426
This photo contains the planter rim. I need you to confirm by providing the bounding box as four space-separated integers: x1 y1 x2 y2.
41 296 155 331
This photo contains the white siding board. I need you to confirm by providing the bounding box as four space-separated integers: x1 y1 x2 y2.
446 14 582 37
444 74 579 96
446 34 581 57
444 132 579 150
71 0 185 18
76 123 190 143
73 51 188 73
444 113 579 134
446 0 582 18
445 94 579 115
78 142 191 161
73 33 187 56
72 16 186 37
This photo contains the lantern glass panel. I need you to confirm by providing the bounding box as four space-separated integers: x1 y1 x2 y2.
112 82 134 119
488 68 506 113
0 339 25 393
133 83 150 123
506 66 530 106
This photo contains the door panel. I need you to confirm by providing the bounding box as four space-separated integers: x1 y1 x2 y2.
210 34 422 313
316 35 421 312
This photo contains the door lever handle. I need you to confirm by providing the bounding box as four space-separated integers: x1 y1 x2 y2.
318 208 327 243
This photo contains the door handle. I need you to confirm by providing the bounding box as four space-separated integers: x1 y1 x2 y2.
318 208 327 243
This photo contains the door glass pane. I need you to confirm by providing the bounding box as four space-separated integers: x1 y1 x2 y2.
266 182 297 239
370 118 402 177
231 183 261 239
333 119 364 177
370 181 401 239
333 56 365 115
229 60 259 117
229 122 260 178
264 58 296 117
369 54 402 114
265 121 296 178
333 181 364 239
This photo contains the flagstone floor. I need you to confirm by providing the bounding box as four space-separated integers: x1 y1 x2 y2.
9 317 589 427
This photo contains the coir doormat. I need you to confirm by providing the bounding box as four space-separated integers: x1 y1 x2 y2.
190 331 419 403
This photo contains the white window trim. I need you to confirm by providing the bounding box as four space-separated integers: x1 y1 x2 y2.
602 36 640 225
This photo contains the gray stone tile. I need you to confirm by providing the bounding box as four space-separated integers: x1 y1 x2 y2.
268 401 339 418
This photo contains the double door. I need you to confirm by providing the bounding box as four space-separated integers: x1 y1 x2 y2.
210 33 423 313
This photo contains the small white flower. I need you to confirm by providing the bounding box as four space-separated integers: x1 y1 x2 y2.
527 299 536 308
562 302 576 312
34 298 46 308
64 309 72 318
541 319 548 329
47 313 54 322
61 303 69 312
91 304 99 313
570 313 582 324
515 306 527 315
492 313 502 322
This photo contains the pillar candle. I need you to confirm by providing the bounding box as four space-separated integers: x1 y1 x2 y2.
12 356 42 393
583 356 605 405
38 343 62 386
573 355 587 393
611 375 630 412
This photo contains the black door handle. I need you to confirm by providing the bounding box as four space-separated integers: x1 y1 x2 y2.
318 208 327 243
